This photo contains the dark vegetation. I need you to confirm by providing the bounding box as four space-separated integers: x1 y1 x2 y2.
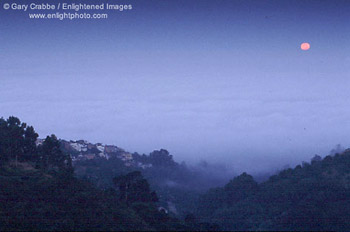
196 151 350 231
2 116 350 231
73 149 233 218
0 117 214 231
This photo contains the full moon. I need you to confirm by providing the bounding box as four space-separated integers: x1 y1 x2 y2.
301 42 310 50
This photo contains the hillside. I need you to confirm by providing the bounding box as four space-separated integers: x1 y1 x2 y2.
196 149 350 231
0 164 152 231
58 139 231 217
3 115 350 231
0 116 216 231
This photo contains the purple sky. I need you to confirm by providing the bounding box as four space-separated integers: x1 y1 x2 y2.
1 0 350 173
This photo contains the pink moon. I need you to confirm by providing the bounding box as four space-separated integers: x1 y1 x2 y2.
301 42 310 50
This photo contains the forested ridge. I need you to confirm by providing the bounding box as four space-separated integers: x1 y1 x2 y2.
196 150 350 230
1 116 350 231
0 116 214 231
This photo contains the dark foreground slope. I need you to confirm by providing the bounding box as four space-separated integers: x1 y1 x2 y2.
0 116 220 231
0 165 152 231
0 159 205 231
196 150 350 231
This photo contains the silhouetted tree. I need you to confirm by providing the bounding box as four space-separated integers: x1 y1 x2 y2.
113 171 158 205
23 126 39 162
224 172 258 204
0 116 39 165
5 117 26 166
0 118 8 163
311 154 322 163
149 149 176 167
39 135 72 173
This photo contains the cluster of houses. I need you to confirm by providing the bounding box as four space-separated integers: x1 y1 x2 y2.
36 138 152 169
